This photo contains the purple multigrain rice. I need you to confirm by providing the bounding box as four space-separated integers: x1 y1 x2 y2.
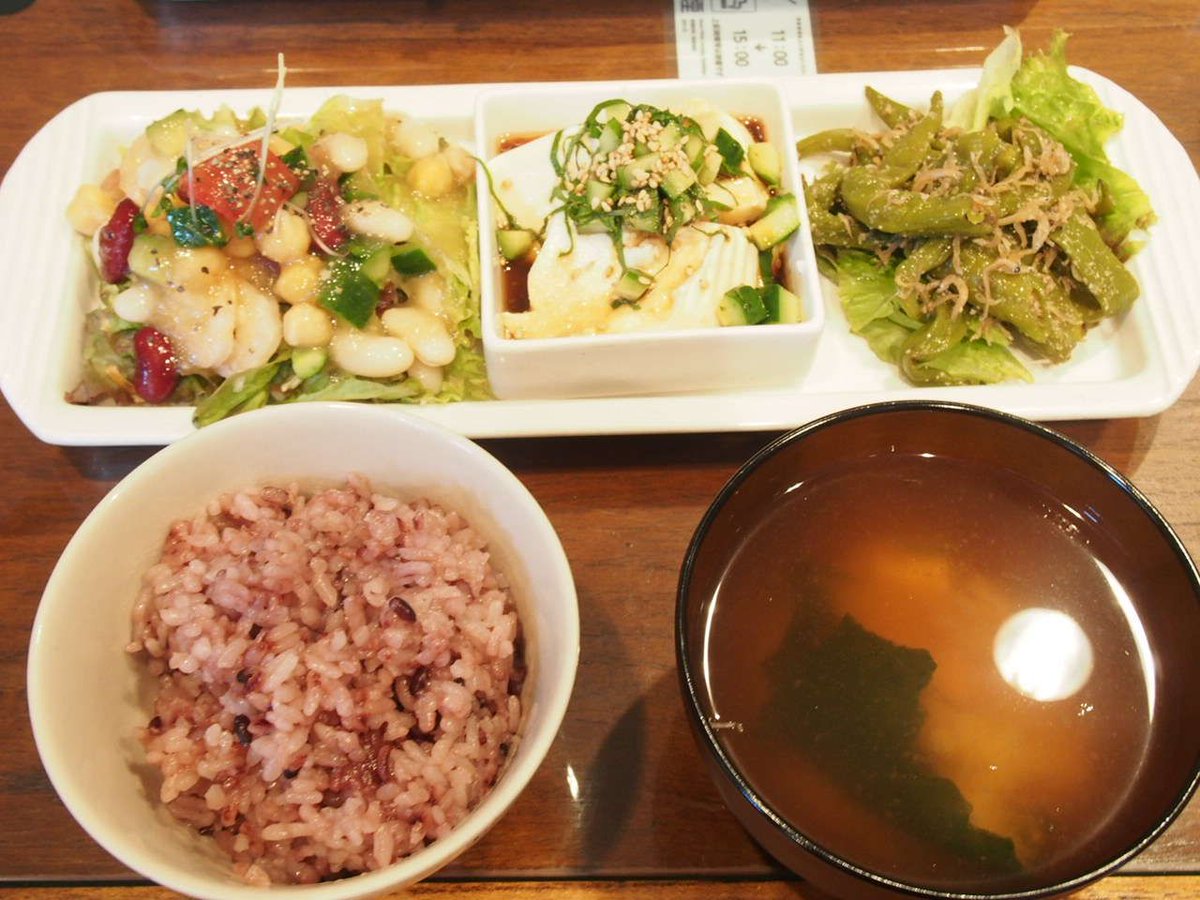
127 477 523 886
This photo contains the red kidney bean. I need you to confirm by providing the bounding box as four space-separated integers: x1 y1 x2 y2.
133 326 180 403
98 198 141 283
307 177 350 251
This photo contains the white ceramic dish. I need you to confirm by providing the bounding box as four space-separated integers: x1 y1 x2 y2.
26 402 579 899
474 78 824 401
0 71 1196 445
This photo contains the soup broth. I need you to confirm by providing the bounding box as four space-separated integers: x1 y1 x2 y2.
702 453 1153 892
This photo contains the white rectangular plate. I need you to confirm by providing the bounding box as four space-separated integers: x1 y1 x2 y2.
1 71 1197 445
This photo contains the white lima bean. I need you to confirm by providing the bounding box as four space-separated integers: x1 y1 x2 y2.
282 303 334 348
380 307 455 367
406 272 447 317
313 132 369 174
111 281 159 324
343 201 414 244
406 359 444 394
391 118 440 159
329 327 414 378
255 209 311 264
217 281 284 377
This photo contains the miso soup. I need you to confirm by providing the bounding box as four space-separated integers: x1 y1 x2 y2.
701 452 1153 893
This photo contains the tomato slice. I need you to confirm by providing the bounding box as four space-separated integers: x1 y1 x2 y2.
180 143 300 232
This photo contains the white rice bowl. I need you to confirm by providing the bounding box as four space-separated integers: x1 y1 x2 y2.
27 402 578 900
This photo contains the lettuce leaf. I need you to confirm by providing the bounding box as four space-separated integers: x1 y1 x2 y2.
922 341 1033 384
946 26 1022 132
836 250 901 332
1008 31 1155 244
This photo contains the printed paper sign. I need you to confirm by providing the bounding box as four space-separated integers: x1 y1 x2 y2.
675 0 817 79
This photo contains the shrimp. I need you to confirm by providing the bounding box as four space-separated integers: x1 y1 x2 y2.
217 281 284 377
148 273 237 373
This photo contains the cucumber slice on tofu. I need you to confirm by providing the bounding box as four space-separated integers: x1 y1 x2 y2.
747 142 782 187
718 285 768 326
763 284 804 323
618 153 661 190
597 117 624 155
696 150 722 185
747 193 801 250
586 179 616 208
661 166 698 199
391 246 437 277
291 346 328 379
497 228 536 261
615 268 652 302
600 100 632 124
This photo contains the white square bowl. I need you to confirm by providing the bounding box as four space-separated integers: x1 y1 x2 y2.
474 78 825 401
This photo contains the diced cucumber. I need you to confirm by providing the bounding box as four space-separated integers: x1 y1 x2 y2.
717 285 768 326
684 133 706 166
759 248 776 286
291 346 328 379
696 150 721 185
391 246 437 277
586 179 616 207
497 228 536 261
763 284 803 323
615 268 652 302
626 205 662 234
658 122 683 150
714 128 746 176
747 193 801 250
362 247 393 285
661 166 697 199
747 142 782 187
127 234 175 285
633 140 653 158
597 117 624 155
146 109 197 158
618 153 661 190
600 100 631 124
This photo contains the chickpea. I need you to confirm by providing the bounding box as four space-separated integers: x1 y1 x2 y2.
255 209 311 264
274 257 326 305
406 154 455 199
66 184 120 237
171 247 228 287
282 303 335 348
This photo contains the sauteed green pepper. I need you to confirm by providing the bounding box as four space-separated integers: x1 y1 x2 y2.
797 29 1154 386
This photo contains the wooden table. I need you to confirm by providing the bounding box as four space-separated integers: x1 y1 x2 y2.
1 0 1197 897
